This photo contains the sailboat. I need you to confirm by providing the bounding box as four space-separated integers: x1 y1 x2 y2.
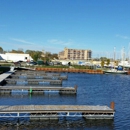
118 43 130 68
103 47 128 74
103 67 128 74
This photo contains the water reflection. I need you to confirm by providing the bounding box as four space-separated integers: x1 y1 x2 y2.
0 119 114 130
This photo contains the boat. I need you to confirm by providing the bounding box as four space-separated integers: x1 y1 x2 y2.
103 68 128 74
103 47 128 74
103 66 128 74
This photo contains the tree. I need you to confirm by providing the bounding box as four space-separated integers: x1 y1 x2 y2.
25 50 42 61
106 59 110 66
101 60 105 68
9 49 24 53
25 50 58 62
100 57 107 61
41 52 58 61
0 47 3 53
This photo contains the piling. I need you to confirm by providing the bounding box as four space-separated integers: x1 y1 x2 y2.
110 102 115 110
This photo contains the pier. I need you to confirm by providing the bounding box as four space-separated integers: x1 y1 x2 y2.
14 70 61 76
0 86 77 94
5 78 62 85
0 103 115 120
0 69 116 121
10 75 67 80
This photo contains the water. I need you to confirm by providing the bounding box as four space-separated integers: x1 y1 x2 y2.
0 73 130 130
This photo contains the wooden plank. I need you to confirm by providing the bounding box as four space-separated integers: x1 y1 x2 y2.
5 79 62 82
0 105 114 112
0 86 75 91
11 75 67 80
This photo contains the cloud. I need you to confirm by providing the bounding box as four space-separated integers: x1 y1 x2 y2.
116 34 130 39
10 38 36 45
47 39 73 46
1 42 58 53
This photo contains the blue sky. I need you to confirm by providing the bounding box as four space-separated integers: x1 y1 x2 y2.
0 0 130 58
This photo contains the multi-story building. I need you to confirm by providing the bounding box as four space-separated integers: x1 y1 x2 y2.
58 47 92 60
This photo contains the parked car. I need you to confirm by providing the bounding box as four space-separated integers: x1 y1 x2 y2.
26 61 37 66
37 60 44 65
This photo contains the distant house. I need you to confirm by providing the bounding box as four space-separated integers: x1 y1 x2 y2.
0 53 33 62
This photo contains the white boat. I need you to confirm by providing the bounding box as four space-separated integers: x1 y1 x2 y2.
103 47 128 74
103 68 128 74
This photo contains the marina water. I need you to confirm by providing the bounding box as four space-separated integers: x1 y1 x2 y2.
0 73 130 130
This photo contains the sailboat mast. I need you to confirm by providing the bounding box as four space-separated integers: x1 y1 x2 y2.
113 47 116 68
114 47 116 61
121 47 125 67
128 43 130 63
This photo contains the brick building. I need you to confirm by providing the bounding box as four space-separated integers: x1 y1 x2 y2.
58 47 92 60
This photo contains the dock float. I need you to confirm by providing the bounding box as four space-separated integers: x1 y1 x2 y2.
5 79 62 85
0 102 115 120
10 75 67 80
14 71 61 76
0 86 77 94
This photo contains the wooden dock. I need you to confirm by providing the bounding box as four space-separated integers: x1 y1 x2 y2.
5 79 62 85
14 71 61 76
0 103 115 119
11 75 67 80
0 86 77 94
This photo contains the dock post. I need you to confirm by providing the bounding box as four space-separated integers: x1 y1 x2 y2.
30 87 32 94
74 85 77 93
110 102 115 110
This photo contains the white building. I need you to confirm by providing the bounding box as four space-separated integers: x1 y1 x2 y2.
0 53 33 62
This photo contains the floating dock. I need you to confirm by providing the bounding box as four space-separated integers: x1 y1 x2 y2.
5 79 62 85
10 75 67 80
0 86 77 94
14 71 61 76
0 102 115 120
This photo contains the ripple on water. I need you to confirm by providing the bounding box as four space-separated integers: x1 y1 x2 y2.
0 73 130 129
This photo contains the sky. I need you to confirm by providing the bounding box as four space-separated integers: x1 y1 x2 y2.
0 0 130 58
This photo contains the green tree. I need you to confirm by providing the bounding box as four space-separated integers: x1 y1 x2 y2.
25 50 58 62
0 47 3 53
100 57 107 61
106 59 110 66
10 49 24 53
25 50 42 61
101 60 105 68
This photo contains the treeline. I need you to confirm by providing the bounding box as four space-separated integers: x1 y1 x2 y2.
0 47 58 62
25 50 58 61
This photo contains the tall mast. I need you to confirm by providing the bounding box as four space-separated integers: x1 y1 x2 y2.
121 47 125 66
114 47 116 61
113 47 116 68
128 43 130 63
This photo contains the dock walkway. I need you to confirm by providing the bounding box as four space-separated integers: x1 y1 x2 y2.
11 75 67 80
5 79 62 85
0 86 77 94
0 104 115 119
